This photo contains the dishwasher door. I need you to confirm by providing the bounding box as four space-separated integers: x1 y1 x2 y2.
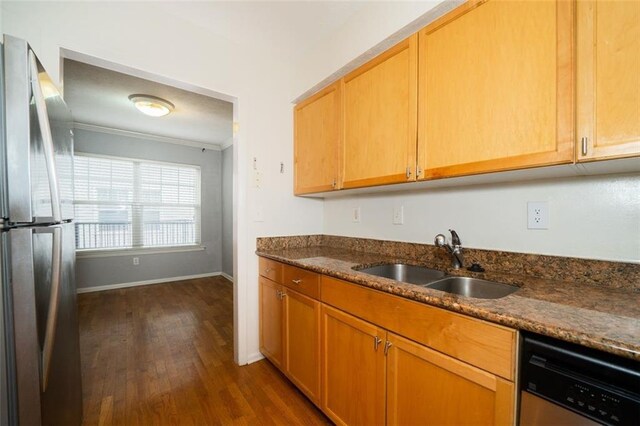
520 392 600 426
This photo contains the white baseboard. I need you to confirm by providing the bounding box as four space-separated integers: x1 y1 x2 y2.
246 352 265 364
77 272 223 293
220 272 234 283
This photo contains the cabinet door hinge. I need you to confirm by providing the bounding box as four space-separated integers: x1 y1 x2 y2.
581 137 588 156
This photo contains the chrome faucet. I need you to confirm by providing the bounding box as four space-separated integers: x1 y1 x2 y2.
434 229 464 269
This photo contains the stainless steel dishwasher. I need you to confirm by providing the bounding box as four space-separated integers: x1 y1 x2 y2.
519 332 639 426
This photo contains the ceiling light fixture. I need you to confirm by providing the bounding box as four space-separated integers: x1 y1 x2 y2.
128 94 175 117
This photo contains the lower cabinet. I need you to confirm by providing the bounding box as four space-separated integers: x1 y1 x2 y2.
259 276 283 369
258 274 322 405
386 332 515 426
321 305 386 426
259 258 516 425
283 288 321 404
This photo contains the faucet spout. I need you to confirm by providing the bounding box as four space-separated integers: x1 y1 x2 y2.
434 230 464 269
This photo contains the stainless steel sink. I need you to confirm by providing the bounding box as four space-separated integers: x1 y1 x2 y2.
426 276 519 299
356 263 446 285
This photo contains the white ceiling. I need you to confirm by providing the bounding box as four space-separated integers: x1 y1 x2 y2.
64 59 234 147
62 2 369 147
155 1 367 59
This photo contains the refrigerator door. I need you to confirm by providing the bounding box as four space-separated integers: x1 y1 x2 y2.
3 35 74 225
7 223 82 425
0 232 13 426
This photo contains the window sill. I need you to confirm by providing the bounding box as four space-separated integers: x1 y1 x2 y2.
76 245 206 259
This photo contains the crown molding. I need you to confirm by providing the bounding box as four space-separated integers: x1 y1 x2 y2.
73 122 223 151
220 137 233 150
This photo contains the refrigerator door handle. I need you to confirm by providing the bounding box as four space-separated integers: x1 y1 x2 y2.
40 225 62 392
28 50 62 223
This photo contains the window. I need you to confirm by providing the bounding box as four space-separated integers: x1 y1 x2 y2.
73 153 201 251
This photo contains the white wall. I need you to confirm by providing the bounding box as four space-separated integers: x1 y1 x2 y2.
2 1 324 364
324 175 640 263
288 1 640 264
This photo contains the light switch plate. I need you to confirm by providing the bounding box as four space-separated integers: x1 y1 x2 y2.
352 207 361 223
393 206 404 225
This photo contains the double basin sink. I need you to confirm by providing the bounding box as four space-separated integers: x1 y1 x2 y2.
356 263 518 299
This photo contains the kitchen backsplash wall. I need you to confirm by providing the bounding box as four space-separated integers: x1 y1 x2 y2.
322 174 640 263
256 235 640 291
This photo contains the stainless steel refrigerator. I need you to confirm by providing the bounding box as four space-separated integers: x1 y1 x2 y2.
0 35 82 425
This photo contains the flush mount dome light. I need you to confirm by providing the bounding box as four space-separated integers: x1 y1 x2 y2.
128 94 175 117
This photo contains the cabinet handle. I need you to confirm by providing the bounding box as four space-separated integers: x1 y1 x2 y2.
292 279 302 285
276 290 281 298
265 267 272 273
332 178 337 189
406 166 412 179
416 166 423 178
373 336 382 351
384 340 393 356
280 292 286 300
581 137 588 156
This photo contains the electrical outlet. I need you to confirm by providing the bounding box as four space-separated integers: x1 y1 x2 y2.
393 206 404 225
352 207 361 223
527 201 549 229
133 257 139 266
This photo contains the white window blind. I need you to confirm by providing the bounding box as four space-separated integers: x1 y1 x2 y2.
73 153 201 251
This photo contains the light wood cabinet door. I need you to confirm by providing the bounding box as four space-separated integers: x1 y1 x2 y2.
321 305 386 426
577 0 640 161
294 82 343 194
342 34 418 189
283 288 321 405
259 277 283 369
386 332 515 426
418 0 574 179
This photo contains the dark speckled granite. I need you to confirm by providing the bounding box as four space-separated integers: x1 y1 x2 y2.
257 235 640 291
256 236 640 361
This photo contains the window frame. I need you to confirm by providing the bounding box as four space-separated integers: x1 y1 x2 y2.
73 151 203 254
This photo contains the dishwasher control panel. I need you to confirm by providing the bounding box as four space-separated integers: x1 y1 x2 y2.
521 333 640 426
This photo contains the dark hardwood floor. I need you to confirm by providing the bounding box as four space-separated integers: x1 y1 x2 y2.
78 276 331 425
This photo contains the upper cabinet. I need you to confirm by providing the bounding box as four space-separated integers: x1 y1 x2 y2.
293 0 638 195
417 0 575 179
576 0 640 161
342 35 418 189
294 82 342 195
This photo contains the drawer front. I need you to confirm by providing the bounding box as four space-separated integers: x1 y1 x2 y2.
321 276 516 380
259 257 283 283
283 265 320 299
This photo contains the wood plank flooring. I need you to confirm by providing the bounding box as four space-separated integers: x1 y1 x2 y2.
78 277 331 425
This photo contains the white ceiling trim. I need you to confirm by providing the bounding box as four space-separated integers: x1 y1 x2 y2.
73 122 222 151
220 137 233 150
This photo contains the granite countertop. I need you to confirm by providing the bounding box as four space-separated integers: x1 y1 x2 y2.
256 246 640 361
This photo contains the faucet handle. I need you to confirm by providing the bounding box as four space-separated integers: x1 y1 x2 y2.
434 234 447 247
449 229 461 246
